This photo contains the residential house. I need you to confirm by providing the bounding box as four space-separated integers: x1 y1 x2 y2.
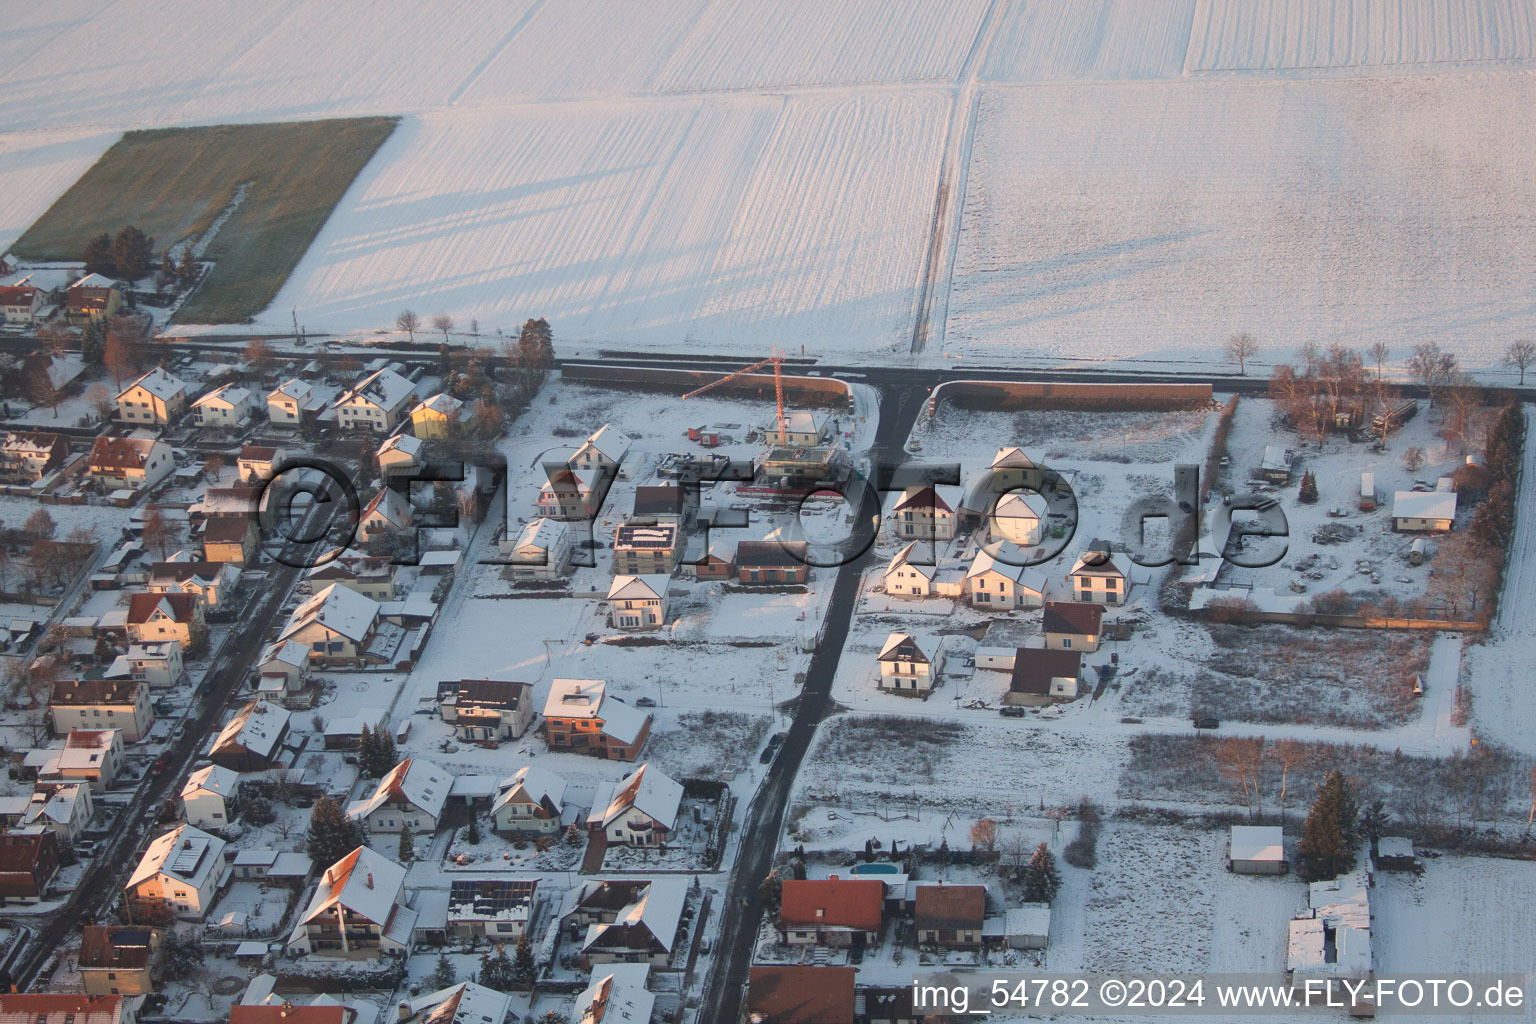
632 484 691 526
376 432 424 475
20 782 94 843
398 983 510 1024
587 763 682 848
780 410 830 447
734 540 810 585
612 522 681 576
148 559 239 607
687 538 734 580
409 393 463 439
236 445 284 482
989 447 1045 492
882 541 937 598
538 466 601 520
0 430 68 483
491 765 566 836
126 592 203 649
761 445 847 488
181 765 241 829
891 485 958 541
79 925 163 996
499 517 572 580
105 641 184 689
1005 649 1083 706
116 368 189 425
543 679 652 760
1041 601 1102 652
334 368 418 433
437 679 534 742
0 284 42 325
209 700 291 772
256 639 311 703
0 995 131 1024
1392 491 1457 532
746 966 856 1024
47 729 124 788
1260 446 1293 484
1229 825 1288 875
276 583 381 665
987 491 1047 547
190 383 257 428
202 517 258 566
66 273 121 323
966 545 1046 609
306 550 398 602
1067 546 1131 605
914 883 985 949
89 436 174 490
125 824 230 920
607 574 669 630
287 846 415 957
0 831 60 905
573 965 654 1024
347 758 453 833
197 484 261 519
446 878 537 943
578 877 687 966
778 878 883 947
50 677 154 742
876 633 945 697
267 379 321 425
572 424 630 474
357 487 412 544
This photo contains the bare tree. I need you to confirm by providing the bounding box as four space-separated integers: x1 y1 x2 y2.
1407 342 1458 406
244 337 275 375
431 313 455 344
85 383 115 422
1225 333 1259 375
1437 374 1484 454
1504 339 1536 386
395 309 420 342
1367 341 1390 379
1273 739 1312 822
1401 446 1426 473
141 508 181 560
1213 737 1266 817
968 817 999 852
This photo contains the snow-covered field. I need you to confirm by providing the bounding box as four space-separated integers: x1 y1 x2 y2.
943 74 1536 370
0 129 119 253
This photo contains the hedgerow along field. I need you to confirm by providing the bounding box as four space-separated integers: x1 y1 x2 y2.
12 117 397 324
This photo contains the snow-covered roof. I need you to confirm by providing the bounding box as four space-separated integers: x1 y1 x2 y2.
514 517 568 553
192 382 252 409
968 545 1047 593
362 487 411 529
1261 445 1291 472
543 678 607 719
590 763 682 831
607 574 667 601
492 764 567 816
582 878 686 955
278 583 379 644
347 758 452 822
574 966 655 1024
1069 549 1131 579
269 378 313 403
783 410 825 434
991 446 1040 470
340 367 416 413
210 701 290 760
71 272 116 289
892 484 960 514
993 491 1047 521
127 823 227 891
1392 490 1457 521
595 698 651 746
412 392 463 417
295 845 407 929
405 982 511 1024
877 632 942 664
118 367 187 402
181 764 239 801
1005 903 1051 938
884 541 935 581
1229 825 1284 863
378 432 424 460
261 639 309 670
577 423 630 463
1376 836 1415 860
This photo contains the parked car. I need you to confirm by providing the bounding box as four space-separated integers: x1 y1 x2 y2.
999 706 1027 718
759 732 787 763
1192 715 1220 730
635 696 657 708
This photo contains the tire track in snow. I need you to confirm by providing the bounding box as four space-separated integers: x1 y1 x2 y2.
445 0 548 107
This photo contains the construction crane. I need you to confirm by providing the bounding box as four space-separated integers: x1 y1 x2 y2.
681 348 787 444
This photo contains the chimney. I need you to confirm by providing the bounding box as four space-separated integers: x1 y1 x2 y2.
182 839 192 849
398 1001 412 1022
366 872 374 889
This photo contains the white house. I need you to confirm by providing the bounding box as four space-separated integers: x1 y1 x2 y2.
876 632 945 696
357 487 412 544
267 379 322 424
181 764 240 829
400 983 511 1024
990 447 1044 491
117 368 189 425
966 545 1047 609
883 541 937 598
256 639 311 702
579 880 687 966
377 432 424 475
287 846 415 957
500 517 572 580
988 492 1047 547
236 444 285 482
607 575 669 630
208 700 291 772
587 763 682 847
276 583 381 664
1067 547 1132 605
572 424 630 473
780 410 830 447
491 765 567 836
574 966 655 1024
125 824 230 921
1391 491 1457 533
891 485 959 541
88 436 174 490
335 368 418 433
347 758 453 833
190 383 257 428
19 783 93 844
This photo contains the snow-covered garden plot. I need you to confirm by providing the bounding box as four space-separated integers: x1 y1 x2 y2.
1373 855 1536 977
1185 0 1536 74
981 0 1200 82
267 93 947 354
0 129 118 252
945 75 1536 371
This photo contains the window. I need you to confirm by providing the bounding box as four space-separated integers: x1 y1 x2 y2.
1062 638 1072 649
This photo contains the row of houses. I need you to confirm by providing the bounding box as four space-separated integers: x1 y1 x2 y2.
884 541 1131 607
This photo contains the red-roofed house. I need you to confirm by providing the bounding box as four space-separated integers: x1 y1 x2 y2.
746 966 856 1024
914 883 986 948
778 878 884 947
0 284 42 325
88 436 174 490
0 994 130 1024
126 592 204 649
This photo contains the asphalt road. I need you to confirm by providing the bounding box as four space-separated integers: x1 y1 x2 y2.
696 380 927 1024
